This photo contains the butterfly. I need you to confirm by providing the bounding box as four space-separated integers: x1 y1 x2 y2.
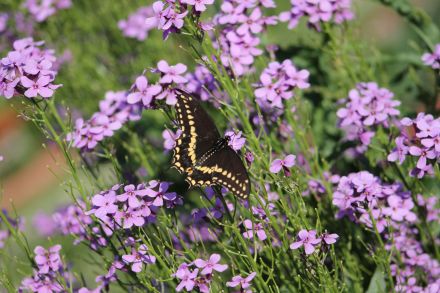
171 89 251 199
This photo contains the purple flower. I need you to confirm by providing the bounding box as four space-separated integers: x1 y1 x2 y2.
32 212 58 237
270 154 296 175
175 267 199 292
89 190 118 219
34 244 62 273
122 244 156 273
117 184 149 208
25 0 72 22
387 137 409 164
20 75 54 98
226 272 257 290
242 219 267 241
409 146 436 169
194 253 228 275
126 76 162 107
118 6 158 41
144 181 177 207
280 0 354 30
184 64 222 102
182 0 214 12
225 130 246 151
114 209 145 229
163 129 182 151
383 195 417 222
157 60 188 84
321 232 339 245
422 44 440 70
290 229 321 255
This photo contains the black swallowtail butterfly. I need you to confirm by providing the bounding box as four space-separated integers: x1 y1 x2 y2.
171 89 251 199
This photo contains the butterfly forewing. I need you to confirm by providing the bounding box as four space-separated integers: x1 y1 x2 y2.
173 89 221 168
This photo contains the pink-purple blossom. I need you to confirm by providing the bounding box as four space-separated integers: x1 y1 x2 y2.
163 128 182 151
280 0 354 31
157 60 188 84
118 6 158 41
270 154 296 176
182 0 214 12
422 44 440 70
24 0 72 22
226 272 257 291
194 253 228 275
34 244 62 274
126 75 162 107
225 130 246 151
122 244 156 272
242 219 267 241
290 229 322 254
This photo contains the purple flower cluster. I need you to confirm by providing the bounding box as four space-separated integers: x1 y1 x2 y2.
87 181 182 230
226 272 257 293
280 0 354 31
214 1 278 76
126 61 188 108
388 223 440 292
148 1 189 40
21 244 114 292
118 6 158 41
290 229 338 255
376 194 439 291
67 90 142 151
184 64 224 103
254 60 310 110
421 44 440 70
1 37 62 100
21 245 67 292
174 254 228 292
24 0 72 22
337 82 400 154
332 171 416 233
387 113 440 178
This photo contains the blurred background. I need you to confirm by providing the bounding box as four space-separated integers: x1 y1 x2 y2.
0 0 439 284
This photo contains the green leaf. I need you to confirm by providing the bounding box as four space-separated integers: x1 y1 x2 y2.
366 267 387 293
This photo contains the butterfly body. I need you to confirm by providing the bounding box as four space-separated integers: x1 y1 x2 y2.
171 90 250 199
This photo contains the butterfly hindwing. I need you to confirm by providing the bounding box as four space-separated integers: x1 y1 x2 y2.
197 146 250 199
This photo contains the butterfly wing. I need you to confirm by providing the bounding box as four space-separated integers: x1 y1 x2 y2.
172 89 221 172
195 146 250 199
